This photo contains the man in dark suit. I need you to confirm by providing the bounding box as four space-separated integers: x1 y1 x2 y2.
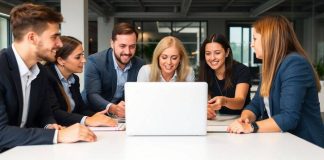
82 22 145 117
0 3 96 152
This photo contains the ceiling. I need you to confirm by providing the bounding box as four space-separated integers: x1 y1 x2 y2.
1 0 324 20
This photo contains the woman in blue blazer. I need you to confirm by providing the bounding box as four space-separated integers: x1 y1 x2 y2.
228 15 324 148
45 36 117 127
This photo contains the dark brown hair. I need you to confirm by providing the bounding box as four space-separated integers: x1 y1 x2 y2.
10 3 63 41
198 33 236 90
111 22 138 41
54 36 82 62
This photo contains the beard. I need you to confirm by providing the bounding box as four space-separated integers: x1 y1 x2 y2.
35 41 57 63
115 52 133 65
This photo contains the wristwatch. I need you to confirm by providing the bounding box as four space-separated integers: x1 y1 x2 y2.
251 122 259 133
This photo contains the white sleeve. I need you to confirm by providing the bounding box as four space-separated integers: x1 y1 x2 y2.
137 65 151 82
186 67 195 82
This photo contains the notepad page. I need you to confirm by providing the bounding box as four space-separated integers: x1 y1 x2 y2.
89 123 125 131
207 125 228 133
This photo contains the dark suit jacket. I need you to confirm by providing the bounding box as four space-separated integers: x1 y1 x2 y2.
0 47 56 151
45 63 95 126
82 48 145 112
246 53 324 148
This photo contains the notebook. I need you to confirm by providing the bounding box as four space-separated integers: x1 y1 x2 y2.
125 82 208 136
207 114 239 133
88 123 126 131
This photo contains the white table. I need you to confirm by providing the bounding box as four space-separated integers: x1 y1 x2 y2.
1 131 323 160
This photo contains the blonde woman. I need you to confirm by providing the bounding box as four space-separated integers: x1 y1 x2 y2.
228 15 324 148
137 36 194 82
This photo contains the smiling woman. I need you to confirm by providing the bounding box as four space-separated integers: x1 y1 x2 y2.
137 36 195 82
44 36 117 127
198 33 251 119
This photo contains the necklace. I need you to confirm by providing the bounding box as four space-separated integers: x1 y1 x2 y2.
215 78 227 97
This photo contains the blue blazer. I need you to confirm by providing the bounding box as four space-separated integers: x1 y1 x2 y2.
246 53 324 147
0 47 56 151
82 48 145 112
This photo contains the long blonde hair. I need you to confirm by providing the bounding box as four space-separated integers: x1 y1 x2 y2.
149 36 190 81
253 15 321 96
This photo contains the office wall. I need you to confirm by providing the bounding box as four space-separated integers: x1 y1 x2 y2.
300 17 324 62
302 18 316 60
61 0 88 91
98 17 114 52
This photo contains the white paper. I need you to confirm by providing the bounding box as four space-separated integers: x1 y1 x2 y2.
207 114 238 126
207 125 228 133
215 114 239 121
89 123 125 131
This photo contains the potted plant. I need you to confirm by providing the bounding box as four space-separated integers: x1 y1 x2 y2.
315 57 324 80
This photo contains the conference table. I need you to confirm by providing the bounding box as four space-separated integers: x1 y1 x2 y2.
1 117 324 160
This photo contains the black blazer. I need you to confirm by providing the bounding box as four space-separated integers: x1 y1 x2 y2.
45 63 95 126
0 47 56 151
82 48 145 112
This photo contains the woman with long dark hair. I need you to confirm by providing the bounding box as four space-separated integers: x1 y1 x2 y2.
45 36 117 127
199 34 251 119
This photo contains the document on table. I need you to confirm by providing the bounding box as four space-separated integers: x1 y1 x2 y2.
207 114 239 126
106 113 125 123
89 123 126 131
207 114 238 132
207 125 228 133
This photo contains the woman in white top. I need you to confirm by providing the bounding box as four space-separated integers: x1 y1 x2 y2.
137 36 195 82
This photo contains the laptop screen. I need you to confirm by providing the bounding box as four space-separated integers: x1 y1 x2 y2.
125 82 208 135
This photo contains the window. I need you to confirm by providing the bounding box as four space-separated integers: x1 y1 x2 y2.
229 25 261 83
0 13 10 49
229 26 260 66
134 21 207 71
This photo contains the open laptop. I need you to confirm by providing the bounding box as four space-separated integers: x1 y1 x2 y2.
125 82 207 136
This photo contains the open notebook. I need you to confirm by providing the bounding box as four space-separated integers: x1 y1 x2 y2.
88 123 126 131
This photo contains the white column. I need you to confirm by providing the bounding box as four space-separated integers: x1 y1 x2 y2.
97 16 114 51
60 0 88 91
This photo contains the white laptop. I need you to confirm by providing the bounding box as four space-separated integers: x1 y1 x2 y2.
125 82 207 136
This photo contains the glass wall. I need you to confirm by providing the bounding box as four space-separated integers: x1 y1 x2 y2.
229 26 261 84
0 15 9 49
229 26 258 66
134 21 207 74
